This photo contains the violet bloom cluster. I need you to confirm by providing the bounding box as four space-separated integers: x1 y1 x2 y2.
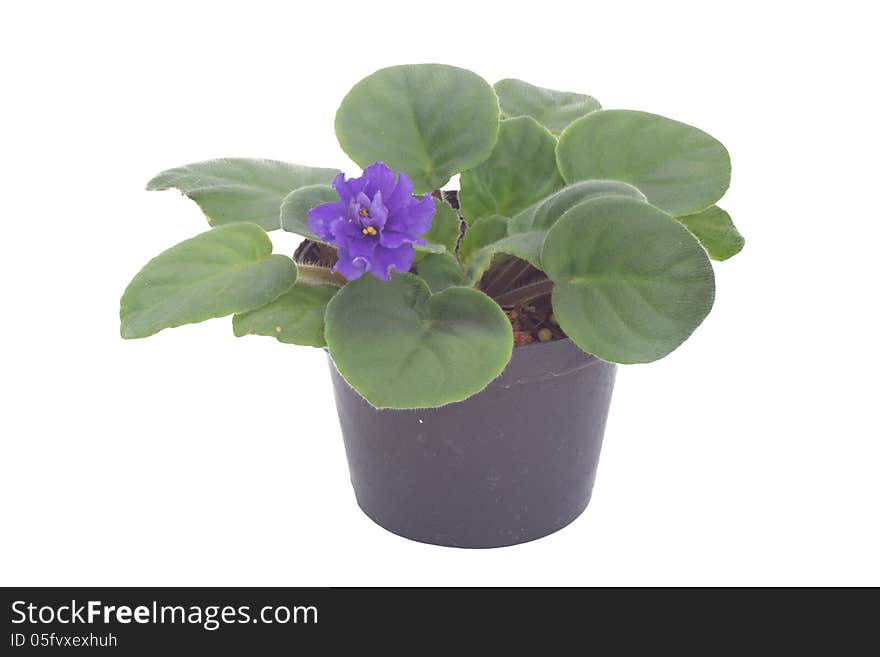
307 162 435 281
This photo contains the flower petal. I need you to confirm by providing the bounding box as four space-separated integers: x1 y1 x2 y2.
348 236 378 259
384 193 436 240
333 247 370 281
307 201 346 242
367 190 389 229
330 216 360 242
333 172 368 203
385 171 415 211
370 244 415 280
406 194 437 236
319 164 434 281
378 230 425 249
362 161 397 200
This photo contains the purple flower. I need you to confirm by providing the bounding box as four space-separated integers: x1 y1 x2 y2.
307 162 436 281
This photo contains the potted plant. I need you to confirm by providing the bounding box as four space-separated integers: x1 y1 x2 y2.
121 64 743 548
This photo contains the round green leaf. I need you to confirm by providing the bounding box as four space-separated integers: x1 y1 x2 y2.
500 180 648 270
421 198 461 254
556 110 731 216
325 273 513 409
676 205 745 261
459 116 563 222
509 179 647 233
415 252 467 293
280 184 338 240
458 215 509 263
334 64 500 193
494 78 601 134
233 283 338 347
147 158 340 231
542 196 715 363
120 224 298 339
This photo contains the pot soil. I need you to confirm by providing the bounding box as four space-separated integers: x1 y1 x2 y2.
329 337 616 548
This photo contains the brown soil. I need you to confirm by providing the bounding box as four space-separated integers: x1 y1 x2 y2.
504 297 566 347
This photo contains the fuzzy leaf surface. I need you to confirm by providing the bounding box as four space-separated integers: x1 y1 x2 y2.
510 179 647 234
459 116 563 222
334 64 499 193
556 110 730 216
494 78 601 133
120 224 297 338
542 196 715 363
325 273 512 408
677 205 745 261
147 158 339 231
233 283 338 347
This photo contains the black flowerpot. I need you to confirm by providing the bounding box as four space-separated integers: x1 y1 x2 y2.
328 338 616 548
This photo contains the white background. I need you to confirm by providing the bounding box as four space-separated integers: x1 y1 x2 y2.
2 1 878 586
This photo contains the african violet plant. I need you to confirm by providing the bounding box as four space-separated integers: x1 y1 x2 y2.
121 64 743 409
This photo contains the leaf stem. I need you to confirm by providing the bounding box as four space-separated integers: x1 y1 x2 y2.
483 258 535 297
296 264 346 286
492 279 555 306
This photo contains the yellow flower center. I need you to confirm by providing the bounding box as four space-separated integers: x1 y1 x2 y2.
361 226 378 236
359 207 370 217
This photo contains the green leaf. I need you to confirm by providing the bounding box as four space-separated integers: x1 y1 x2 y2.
459 116 564 222
509 179 647 233
542 196 715 363
415 252 468 293
121 224 298 339
494 78 601 134
466 180 649 281
414 243 447 257
280 184 337 240
458 215 508 263
334 64 500 193
460 214 544 284
325 273 513 409
233 283 338 347
466 231 546 284
147 158 340 231
676 206 744 261
481 180 648 278
422 198 461 254
556 110 731 216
